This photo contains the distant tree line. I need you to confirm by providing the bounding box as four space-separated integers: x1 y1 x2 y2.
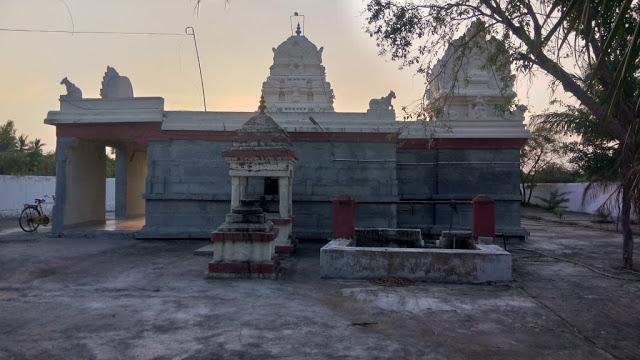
0 120 116 177
0 120 55 176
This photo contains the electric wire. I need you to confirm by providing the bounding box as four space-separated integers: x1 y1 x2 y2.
0 28 188 36
0 26 207 111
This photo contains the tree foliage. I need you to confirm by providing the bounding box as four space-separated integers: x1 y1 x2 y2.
520 119 565 204
0 120 55 176
366 0 640 268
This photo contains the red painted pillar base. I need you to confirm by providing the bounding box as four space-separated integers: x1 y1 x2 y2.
332 194 356 239
472 195 496 241
275 244 295 255
208 229 278 279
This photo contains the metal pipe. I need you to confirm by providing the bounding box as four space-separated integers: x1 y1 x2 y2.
185 26 207 112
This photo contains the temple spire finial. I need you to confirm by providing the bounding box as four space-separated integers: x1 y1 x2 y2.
258 94 267 113
291 12 304 36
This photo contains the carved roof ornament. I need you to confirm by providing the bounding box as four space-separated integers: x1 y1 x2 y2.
258 95 267 113
100 66 134 99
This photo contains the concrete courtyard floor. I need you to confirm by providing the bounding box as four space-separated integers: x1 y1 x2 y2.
0 219 639 359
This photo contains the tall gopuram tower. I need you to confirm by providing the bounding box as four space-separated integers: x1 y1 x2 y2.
261 17 335 113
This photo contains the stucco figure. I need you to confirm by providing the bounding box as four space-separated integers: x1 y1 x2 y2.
368 91 396 111
100 66 134 99
59 77 82 99
471 97 493 120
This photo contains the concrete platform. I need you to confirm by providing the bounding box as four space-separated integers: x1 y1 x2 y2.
0 218 639 359
320 239 512 283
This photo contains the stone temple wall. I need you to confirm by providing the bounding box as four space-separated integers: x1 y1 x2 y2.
138 139 524 239
142 140 232 238
396 148 522 236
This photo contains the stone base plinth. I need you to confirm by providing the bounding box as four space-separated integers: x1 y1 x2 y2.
320 239 511 283
271 218 294 255
211 229 278 263
207 261 276 279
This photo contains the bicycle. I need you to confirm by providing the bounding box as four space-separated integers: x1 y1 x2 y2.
19 195 55 233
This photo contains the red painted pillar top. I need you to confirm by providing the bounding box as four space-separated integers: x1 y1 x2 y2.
472 195 496 240
332 194 356 239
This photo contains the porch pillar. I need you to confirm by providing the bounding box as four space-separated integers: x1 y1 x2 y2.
51 137 76 234
230 176 241 209
115 145 127 219
278 177 290 218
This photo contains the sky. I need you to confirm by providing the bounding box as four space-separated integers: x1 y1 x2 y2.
0 0 555 152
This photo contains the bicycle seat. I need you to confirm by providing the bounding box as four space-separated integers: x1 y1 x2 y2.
35 198 45 204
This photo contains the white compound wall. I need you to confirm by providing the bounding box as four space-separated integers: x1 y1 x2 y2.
0 175 115 217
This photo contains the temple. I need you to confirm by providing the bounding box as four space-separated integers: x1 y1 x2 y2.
44 19 529 243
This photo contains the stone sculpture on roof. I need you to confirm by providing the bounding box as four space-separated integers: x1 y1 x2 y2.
59 77 82 100
368 91 396 111
100 66 134 99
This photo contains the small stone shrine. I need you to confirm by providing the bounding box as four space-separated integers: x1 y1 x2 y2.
208 96 298 278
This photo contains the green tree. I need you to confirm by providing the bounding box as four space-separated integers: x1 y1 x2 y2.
0 120 17 152
0 120 56 176
365 0 640 269
17 135 28 152
536 103 638 225
29 138 44 153
520 120 564 204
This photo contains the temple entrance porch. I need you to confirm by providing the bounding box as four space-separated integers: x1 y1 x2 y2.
52 138 147 235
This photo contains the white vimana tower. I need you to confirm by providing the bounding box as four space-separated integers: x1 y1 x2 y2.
262 18 335 113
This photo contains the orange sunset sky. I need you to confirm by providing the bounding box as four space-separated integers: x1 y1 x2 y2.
0 0 555 152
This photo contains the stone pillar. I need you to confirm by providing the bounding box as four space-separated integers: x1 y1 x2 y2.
125 149 147 217
115 145 128 219
230 176 241 209
239 177 248 202
278 177 290 218
52 137 77 234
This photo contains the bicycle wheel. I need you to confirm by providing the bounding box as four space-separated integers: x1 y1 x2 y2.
19 206 41 233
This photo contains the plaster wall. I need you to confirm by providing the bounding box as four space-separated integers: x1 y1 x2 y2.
63 140 106 226
0 175 114 217
126 149 147 217
528 182 638 219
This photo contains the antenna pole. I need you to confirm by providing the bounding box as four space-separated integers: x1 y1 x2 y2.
185 26 207 111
